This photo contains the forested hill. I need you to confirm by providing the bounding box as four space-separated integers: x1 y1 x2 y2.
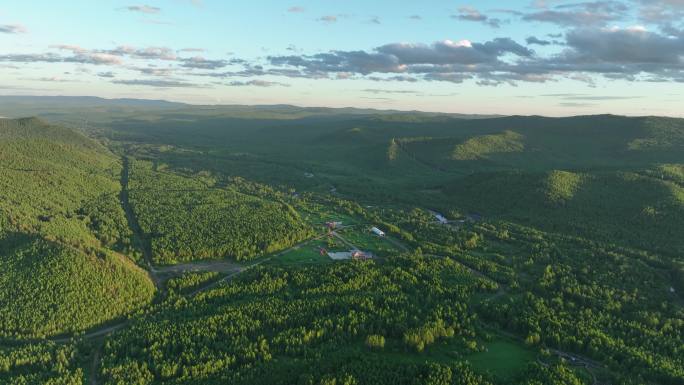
0 117 154 339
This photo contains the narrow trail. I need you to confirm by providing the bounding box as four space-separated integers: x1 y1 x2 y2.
152 261 242 275
52 322 129 344
119 155 160 287
393 139 450 173
89 343 102 385
332 231 358 250
188 261 257 297
385 236 410 252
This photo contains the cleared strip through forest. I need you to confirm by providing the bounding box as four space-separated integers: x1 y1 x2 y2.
119 156 159 286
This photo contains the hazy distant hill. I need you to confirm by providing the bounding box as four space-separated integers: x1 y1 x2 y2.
0 95 499 124
0 95 185 108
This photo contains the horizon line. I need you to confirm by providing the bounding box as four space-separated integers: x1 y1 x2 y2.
0 94 682 119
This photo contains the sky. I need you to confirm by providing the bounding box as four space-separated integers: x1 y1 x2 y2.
0 0 683 116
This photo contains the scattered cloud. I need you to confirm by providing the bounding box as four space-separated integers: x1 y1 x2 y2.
563 26 683 65
113 79 204 88
453 6 502 28
24 76 81 83
180 56 229 69
559 102 595 107
50 44 177 62
491 8 523 16
360 96 392 101
179 48 206 53
269 38 533 78
522 1 629 27
265 25 684 85
0 53 63 64
110 46 177 60
368 75 420 82
0 24 27 34
50 44 88 53
2 1 684 94
134 66 175 76
543 93 643 100
318 15 338 23
633 0 684 26
363 89 419 94
124 5 161 14
228 80 290 87
1 51 122 65
526 36 551 46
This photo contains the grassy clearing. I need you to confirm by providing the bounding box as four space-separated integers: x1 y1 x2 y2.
338 227 401 256
467 340 537 379
271 239 332 266
356 334 535 381
300 208 361 227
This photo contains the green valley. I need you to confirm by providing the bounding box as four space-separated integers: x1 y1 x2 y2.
0 100 682 385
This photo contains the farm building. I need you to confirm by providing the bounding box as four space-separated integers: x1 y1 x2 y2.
327 249 374 261
328 251 353 260
351 250 373 260
326 221 343 229
371 227 386 237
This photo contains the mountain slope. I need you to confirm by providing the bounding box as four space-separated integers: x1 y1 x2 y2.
445 169 684 256
0 118 154 338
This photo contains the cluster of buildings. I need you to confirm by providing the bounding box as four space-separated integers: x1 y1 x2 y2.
322 222 385 261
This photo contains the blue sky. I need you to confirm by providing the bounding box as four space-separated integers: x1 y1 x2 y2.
1 0 683 116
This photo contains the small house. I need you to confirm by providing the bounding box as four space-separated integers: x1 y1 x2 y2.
371 227 385 237
328 251 353 260
434 213 448 224
352 250 373 260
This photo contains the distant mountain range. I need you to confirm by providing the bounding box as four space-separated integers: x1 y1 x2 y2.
0 95 501 120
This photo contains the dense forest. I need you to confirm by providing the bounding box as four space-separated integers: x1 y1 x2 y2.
0 108 682 384
128 159 314 263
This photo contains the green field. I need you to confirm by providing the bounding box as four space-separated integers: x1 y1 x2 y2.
337 227 402 256
271 239 332 265
468 340 536 379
